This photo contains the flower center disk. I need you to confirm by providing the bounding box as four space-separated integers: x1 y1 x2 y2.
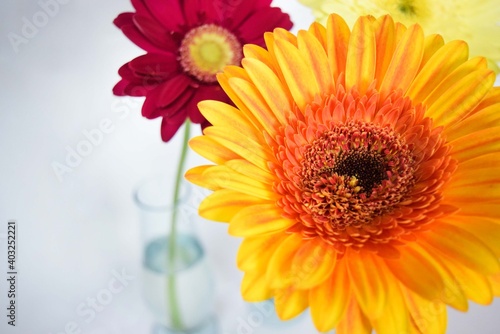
299 121 416 233
179 24 242 83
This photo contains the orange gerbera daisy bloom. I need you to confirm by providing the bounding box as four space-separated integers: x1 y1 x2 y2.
186 13 500 333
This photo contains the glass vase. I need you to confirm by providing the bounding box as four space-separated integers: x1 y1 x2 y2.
134 175 217 334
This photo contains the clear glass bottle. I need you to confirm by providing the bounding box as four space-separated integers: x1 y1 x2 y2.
134 176 216 334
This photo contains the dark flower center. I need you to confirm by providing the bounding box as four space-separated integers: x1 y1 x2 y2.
326 150 388 195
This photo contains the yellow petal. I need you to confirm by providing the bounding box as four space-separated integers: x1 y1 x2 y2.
227 77 280 137
184 165 220 190
237 233 285 272
225 159 275 184
379 24 424 100
229 203 295 237
202 165 278 201
309 259 350 332
346 249 388 318
203 126 271 171
308 21 327 50
297 29 334 94
241 271 273 301
266 233 303 289
418 34 445 72
426 68 495 127
188 135 241 165
373 15 396 86
406 40 469 104
372 275 410 334
421 223 500 275
488 273 500 296
335 298 372 334
403 289 448 334
444 260 494 305
450 126 500 163
326 13 351 81
385 243 445 301
241 57 293 125
290 238 336 289
199 189 263 222
274 287 309 320
273 38 319 112
345 16 376 94
451 216 500 257
445 104 500 141
197 100 262 142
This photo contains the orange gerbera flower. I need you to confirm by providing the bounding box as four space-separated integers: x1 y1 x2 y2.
186 13 500 333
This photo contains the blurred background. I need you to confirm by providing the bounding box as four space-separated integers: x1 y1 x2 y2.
0 1 499 333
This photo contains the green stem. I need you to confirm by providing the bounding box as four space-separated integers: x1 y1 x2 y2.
167 120 191 330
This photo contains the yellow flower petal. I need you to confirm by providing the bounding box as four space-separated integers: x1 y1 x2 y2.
326 13 351 81
379 24 424 100
189 135 241 165
274 287 309 320
229 203 295 237
290 238 336 289
371 275 410 334
403 289 447 334
335 298 372 334
422 223 500 275
346 250 388 318
273 38 320 112
309 260 350 331
199 189 263 222
237 233 285 272
266 233 303 289
241 271 273 301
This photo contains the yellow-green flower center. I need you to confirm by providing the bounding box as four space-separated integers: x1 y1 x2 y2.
179 24 242 83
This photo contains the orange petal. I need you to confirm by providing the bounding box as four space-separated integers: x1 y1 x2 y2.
345 16 376 94
379 24 424 100
273 38 319 112
444 260 494 305
373 15 396 87
445 104 500 141
297 29 334 94
229 203 295 237
450 215 500 257
335 298 372 334
326 13 351 81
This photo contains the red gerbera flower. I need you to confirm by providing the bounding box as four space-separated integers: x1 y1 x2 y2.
113 0 293 141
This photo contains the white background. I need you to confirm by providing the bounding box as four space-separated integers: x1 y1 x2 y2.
0 1 499 333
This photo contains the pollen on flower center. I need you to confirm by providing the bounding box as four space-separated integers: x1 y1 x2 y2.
179 24 242 83
298 120 416 235
327 150 388 194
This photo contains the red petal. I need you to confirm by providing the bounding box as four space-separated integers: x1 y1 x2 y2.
186 85 229 124
238 8 293 43
141 75 193 119
120 25 170 54
128 53 179 79
143 0 185 32
160 112 189 142
113 13 134 29
133 15 179 50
